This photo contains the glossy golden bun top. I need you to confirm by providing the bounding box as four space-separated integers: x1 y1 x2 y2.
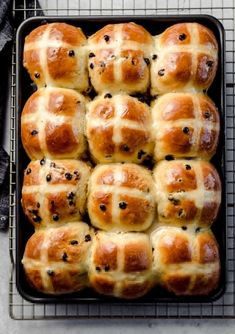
89 230 154 299
23 23 89 91
151 92 220 161
21 159 91 228
21 87 87 160
153 159 221 227
88 22 153 94
151 23 218 95
151 226 220 295
86 94 153 164
88 163 155 232
22 222 93 294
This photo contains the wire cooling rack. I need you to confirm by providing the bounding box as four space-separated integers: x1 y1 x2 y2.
9 0 235 320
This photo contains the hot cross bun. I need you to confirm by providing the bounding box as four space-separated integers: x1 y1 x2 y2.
87 163 155 232
86 94 153 164
21 87 87 160
23 23 89 91
151 93 220 161
89 231 154 299
150 23 218 95
22 222 93 294
151 226 220 295
88 22 153 94
153 160 221 227
21 159 91 228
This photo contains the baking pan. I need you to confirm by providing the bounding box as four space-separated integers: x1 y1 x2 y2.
15 15 226 304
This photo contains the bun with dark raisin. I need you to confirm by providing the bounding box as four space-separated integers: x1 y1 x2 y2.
88 22 153 94
86 94 153 164
21 159 91 228
153 160 221 227
21 87 87 160
22 222 93 294
23 23 89 91
151 226 220 295
150 23 218 95
151 93 220 161
89 230 154 299
88 163 155 232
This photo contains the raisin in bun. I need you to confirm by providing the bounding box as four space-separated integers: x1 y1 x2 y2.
21 159 91 228
89 231 153 299
87 163 155 232
88 22 153 94
23 23 89 91
151 93 220 161
22 222 93 294
21 87 87 160
150 23 218 95
153 160 221 227
86 94 153 164
151 226 220 295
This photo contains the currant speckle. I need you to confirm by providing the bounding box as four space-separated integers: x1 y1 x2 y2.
104 35 110 42
52 214 59 221
158 69 165 76
85 234 92 242
31 130 38 136
119 202 127 210
165 155 174 161
26 168 31 175
183 127 189 134
99 204 106 212
179 33 187 41
70 240 78 245
68 50 75 57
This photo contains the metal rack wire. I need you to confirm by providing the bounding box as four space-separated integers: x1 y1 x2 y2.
9 0 235 320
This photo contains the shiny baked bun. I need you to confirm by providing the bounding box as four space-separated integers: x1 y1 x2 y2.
88 22 153 94
153 160 221 227
150 23 218 95
86 94 153 164
88 163 155 232
23 23 89 91
89 231 153 299
21 87 87 160
22 222 93 294
151 226 220 295
21 159 91 228
151 93 220 161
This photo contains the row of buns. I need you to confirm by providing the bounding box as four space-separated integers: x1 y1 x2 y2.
21 88 220 163
22 160 221 231
22 222 220 298
23 22 218 95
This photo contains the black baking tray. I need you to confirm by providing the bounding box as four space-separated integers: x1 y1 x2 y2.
15 15 226 304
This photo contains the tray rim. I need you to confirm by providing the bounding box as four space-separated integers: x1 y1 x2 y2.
15 14 227 305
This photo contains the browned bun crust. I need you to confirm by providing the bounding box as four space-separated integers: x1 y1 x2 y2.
151 226 220 295
89 231 154 299
21 159 91 228
86 94 153 164
153 160 221 227
88 22 153 94
88 163 155 232
21 87 87 160
23 23 89 91
151 23 218 95
151 93 220 161
22 222 93 294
